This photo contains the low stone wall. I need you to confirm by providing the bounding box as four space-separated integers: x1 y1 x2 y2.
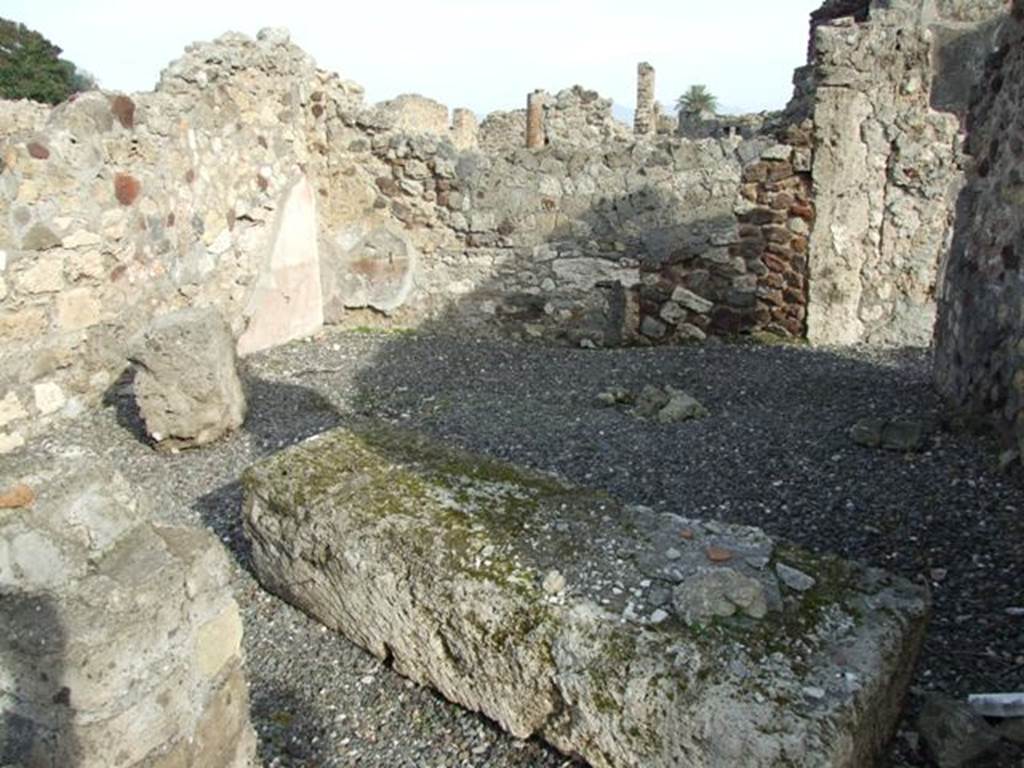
0 451 256 766
337 124 812 346
934 2 1024 458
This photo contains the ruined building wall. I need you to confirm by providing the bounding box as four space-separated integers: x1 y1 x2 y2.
325 97 816 344
934 2 1024 456
805 0 1007 346
15 0 1014 450
0 27 815 452
0 29 361 451
478 86 630 153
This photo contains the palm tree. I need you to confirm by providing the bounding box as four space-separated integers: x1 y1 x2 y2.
675 85 718 116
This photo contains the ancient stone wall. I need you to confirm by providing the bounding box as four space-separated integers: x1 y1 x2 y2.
371 93 450 136
0 26 823 450
478 86 630 153
14 1 1011 450
326 116 815 346
0 29 363 451
934 1 1024 457
805 0 1007 346
0 100 49 139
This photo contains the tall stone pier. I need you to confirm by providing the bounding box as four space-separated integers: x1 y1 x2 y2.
526 90 546 148
634 62 656 135
451 107 479 150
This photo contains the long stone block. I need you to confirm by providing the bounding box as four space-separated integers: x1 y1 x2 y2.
242 424 929 767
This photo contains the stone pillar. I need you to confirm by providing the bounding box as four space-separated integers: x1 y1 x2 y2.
634 62 656 135
526 90 546 149
450 108 479 150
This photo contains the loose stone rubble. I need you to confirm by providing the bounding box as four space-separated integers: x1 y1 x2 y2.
243 423 930 768
130 306 247 450
849 417 930 453
917 694 1002 768
597 385 709 423
0 449 257 767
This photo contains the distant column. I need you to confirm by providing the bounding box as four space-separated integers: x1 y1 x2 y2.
526 90 546 149
634 62 656 135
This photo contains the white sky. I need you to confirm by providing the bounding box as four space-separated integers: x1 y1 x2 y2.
5 1 822 116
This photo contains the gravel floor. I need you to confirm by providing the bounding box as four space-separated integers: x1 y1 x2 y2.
53 329 1024 767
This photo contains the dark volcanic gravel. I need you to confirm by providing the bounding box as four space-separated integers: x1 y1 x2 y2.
50 329 1024 767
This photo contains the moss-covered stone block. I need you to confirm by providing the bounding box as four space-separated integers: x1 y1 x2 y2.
243 422 930 767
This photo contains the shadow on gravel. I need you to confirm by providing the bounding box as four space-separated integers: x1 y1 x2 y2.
250 680 329 766
241 375 344 454
195 376 345 575
102 367 153 449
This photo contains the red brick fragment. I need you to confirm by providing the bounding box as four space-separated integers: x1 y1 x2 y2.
114 173 141 206
110 95 136 129
27 142 50 159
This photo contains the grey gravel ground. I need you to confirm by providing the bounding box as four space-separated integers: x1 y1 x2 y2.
50 329 1024 767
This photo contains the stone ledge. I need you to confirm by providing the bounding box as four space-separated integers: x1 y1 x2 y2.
243 422 930 768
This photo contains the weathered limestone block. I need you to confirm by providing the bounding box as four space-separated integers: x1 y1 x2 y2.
243 423 930 768
130 307 246 450
0 450 256 767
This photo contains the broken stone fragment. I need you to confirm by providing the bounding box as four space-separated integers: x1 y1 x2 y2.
882 419 929 452
918 694 1001 768
595 387 632 407
130 307 246 451
672 566 769 623
776 562 816 592
640 315 667 339
670 285 714 314
657 387 709 423
850 417 930 452
850 417 885 448
542 569 567 595
634 384 670 418
243 422 931 768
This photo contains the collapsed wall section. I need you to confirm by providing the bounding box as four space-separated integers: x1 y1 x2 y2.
934 2 1024 457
